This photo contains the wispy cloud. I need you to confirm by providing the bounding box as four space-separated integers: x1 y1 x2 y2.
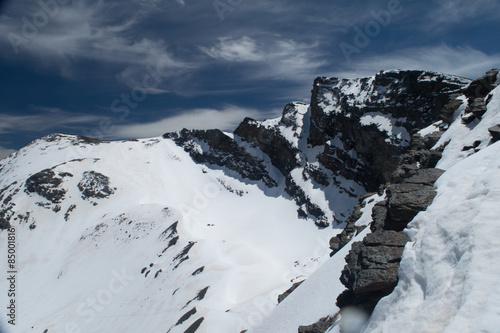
424 0 500 29
0 0 192 82
111 105 278 139
334 44 500 79
200 36 327 82
201 36 263 62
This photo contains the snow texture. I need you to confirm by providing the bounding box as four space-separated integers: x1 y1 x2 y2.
364 140 500 333
0 135 340 333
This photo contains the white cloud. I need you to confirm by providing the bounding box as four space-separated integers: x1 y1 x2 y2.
201 36 263 62
334 44 500 80
200 36 327 82
0 146 16 160
0 1 191 81
111 105 277 139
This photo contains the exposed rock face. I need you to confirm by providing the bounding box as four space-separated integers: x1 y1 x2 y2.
163 129 278 188
25 168 73 204
385 183 437 231
308 70 468 191
0 181 19 229
337 231 410 312
77 171 115 200
235 114 301 176
329 193 377 256
461 69 499 124
297 315 338 333
278 280 304 303
161 71 469 227
489 125 500 142
337 167 443 313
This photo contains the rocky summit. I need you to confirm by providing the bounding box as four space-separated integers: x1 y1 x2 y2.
1 69 500 333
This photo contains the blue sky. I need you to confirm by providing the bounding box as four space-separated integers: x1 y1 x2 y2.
0 0 499 158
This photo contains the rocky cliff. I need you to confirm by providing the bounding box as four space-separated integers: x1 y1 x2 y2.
2 69 499 333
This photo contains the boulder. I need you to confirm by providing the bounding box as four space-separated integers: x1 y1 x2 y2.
337 231 410 312
386 183 437 231
297 315 337 333
488 125 500 142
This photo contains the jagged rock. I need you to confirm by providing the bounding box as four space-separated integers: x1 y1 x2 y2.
385 168 443 231
338 166 442 312
297 314 338 333
441 93 465 124
462 69 499 123
77 171 114 199
463 69 499 100
385 169 443 231
278 280 304 303
25 169 72 204
308 70 468 191
164 129 277 188
370 201 388 232
234 115 301 176
488 125 500 142
337 231 410 312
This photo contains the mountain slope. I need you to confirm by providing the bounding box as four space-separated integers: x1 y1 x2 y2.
1 69 491 333
0 135 337 333
250 71 500 333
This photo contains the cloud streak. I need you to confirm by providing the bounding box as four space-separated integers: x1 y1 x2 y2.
424 0 500 29
111 105 278 139
200 36 327 82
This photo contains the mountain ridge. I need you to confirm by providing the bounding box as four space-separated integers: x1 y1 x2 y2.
1 68 499 333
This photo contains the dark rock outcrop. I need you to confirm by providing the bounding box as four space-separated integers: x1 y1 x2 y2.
77 171 114 200
298 314 338 333
337 166 443 313
164 129 277 188
278 280 304 303
25 169 72 204
461 69 499 124
337 231 410 312
309 70 468 191
285 175 329 227
489 125 500 142
234 114 301 176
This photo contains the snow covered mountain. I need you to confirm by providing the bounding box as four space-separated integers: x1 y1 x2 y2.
1 69 499 333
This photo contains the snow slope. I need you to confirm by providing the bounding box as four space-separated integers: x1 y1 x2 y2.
363 140 500 333
248 193 385 333
0 135 340 333
0 69 488 333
